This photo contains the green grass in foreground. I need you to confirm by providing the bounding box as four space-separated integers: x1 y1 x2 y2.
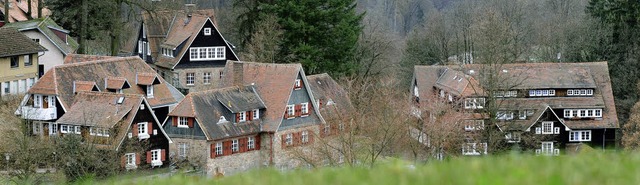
94 152 640 185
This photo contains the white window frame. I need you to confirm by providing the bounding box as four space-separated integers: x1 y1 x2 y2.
595 109 602 117
505 132 521 143
239 111 246 122
203 72 211 84
146 85 154 98
248 137 255 150
569 130 591 142
203 28 212 35
287 104 295 117
186 73 195 85
137 122 149 139
285 133 293 146
178 143 188 158
231 139 239 152
301 102 309 115
215 142 223 155
497 111 514 120
294 79 301 89
541 142 554 155
90 127 96 136
564 109 603 118
302 131 309 143
32 122 42 135
150 149 162 166
464 98 485 109
47 96 55 108
542 122 553 134
61 125 68 133
125 153 136 169
519 110 527 120
189 46 225 60
49 123 57 135
252 109 259 120
324 124 330 134
74 126 81 134
178 117 188 128
34 94 42 108
462 143 487 155
567 89 574 95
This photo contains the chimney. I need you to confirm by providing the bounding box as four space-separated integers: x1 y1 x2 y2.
185 3 196 17
233 62 243 86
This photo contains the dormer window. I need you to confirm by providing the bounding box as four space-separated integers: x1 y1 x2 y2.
204 28 212 36
567 89 594 96
301 102 309 115
146 85 154 98
294 79 302 89
252 109 259 120
238 111 246 122
178 117 189 128
286 105 295 118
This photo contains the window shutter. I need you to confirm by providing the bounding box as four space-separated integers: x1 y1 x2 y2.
210 144 215 158
281 134 286 148
223 141 231 155
136 153 141 165
236 113 240 123
188 118 194 128
161 149 166 161
284 110 288 119
240 138 247 153
247 111 253 121
255 135 261 150
299 79 304 88
294 132 301 146
309 131 314 144
295 105 301 117
148 122 153 135
146 151 151 164
132 123 138 137
120 155 126 168
172 117 178 127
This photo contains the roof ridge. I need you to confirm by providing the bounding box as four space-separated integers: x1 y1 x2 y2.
54 56 134 69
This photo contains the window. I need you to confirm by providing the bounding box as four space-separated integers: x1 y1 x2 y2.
567 89 574 95
50 123 57 135
189 46 225 60
178 117 188 128
529 89 556 97
32 39 40 43
464 98 485 109
294 79 302 89
248 137 255 150
24 55 32 66
252 109 259 120
285 133 293 146
595 109 602 117
204 28 212 35
505 132 521 143
34 94 42 107
569 130 591 142
32 123 41 135
215 142 223 155
287 104 295 117
579 110 586 117
564 109 603 118
186 73 195 85
138 122 149 139
301 102 309 115
150 149 162 166
542 122 553 134
464 120 484 131
535 90 542 96
90 127 96 135
178 143 188 158
138 41 143 53
564 109 571 118
506 91 517 97
125 153 136 168
146 85 154 98
567 89 594 96
302 131 309 143
232 139 239 152
61 125 68 133
541 142 554 155
239 111 246 122
497 111 514 120
324 124 330 134
10 56 18 68
587 110 593 117
586 89 593 95
203 72 211 84
462 143 487 155
74 126 81 134
519 110 527 120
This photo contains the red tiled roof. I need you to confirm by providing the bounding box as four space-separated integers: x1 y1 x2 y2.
28 56 182 110
64 54 117 64
73 81 97 93
136 72 160 85
105 77 129 90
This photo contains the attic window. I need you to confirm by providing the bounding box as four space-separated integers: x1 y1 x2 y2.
294 79 302 89
204 28 211 36
146 85 154 98
117 97 125 104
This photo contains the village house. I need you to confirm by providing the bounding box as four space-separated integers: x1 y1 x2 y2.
55 91 172 169
0 27 46 97
161 61 354 175
411 62 619 155
3 17 79 76
124 5 239 94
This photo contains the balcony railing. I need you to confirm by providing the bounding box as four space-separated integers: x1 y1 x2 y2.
19 106 57 120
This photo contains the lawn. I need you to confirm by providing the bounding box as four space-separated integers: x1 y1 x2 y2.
92 152 640 185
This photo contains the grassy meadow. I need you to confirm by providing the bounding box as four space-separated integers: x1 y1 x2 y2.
89 151 640 185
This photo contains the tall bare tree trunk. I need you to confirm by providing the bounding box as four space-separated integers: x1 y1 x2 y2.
110 0 122 56
27 0 31 19
4 0 9 23
37 0 41 18
78 0 87 54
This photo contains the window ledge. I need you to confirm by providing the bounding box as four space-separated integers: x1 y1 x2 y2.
125 164 138 170
301 115 309 118
177 125 189 128
151 160 163 167
287 117 295 120
138 133 150 139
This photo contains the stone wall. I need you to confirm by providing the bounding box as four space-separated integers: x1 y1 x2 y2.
170 138 208 167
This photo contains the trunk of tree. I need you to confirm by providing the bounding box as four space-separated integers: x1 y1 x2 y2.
27 0 31 19
4 0 9 23
78 0 88 54
110 0 122 56
37 0 41 18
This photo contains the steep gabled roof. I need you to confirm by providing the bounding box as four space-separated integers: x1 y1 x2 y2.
168 85 265 140
220 61 307 132
0 27 46 57
306 73 354 122
27 56 183 110
155 9 239 69
4 17 78 54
